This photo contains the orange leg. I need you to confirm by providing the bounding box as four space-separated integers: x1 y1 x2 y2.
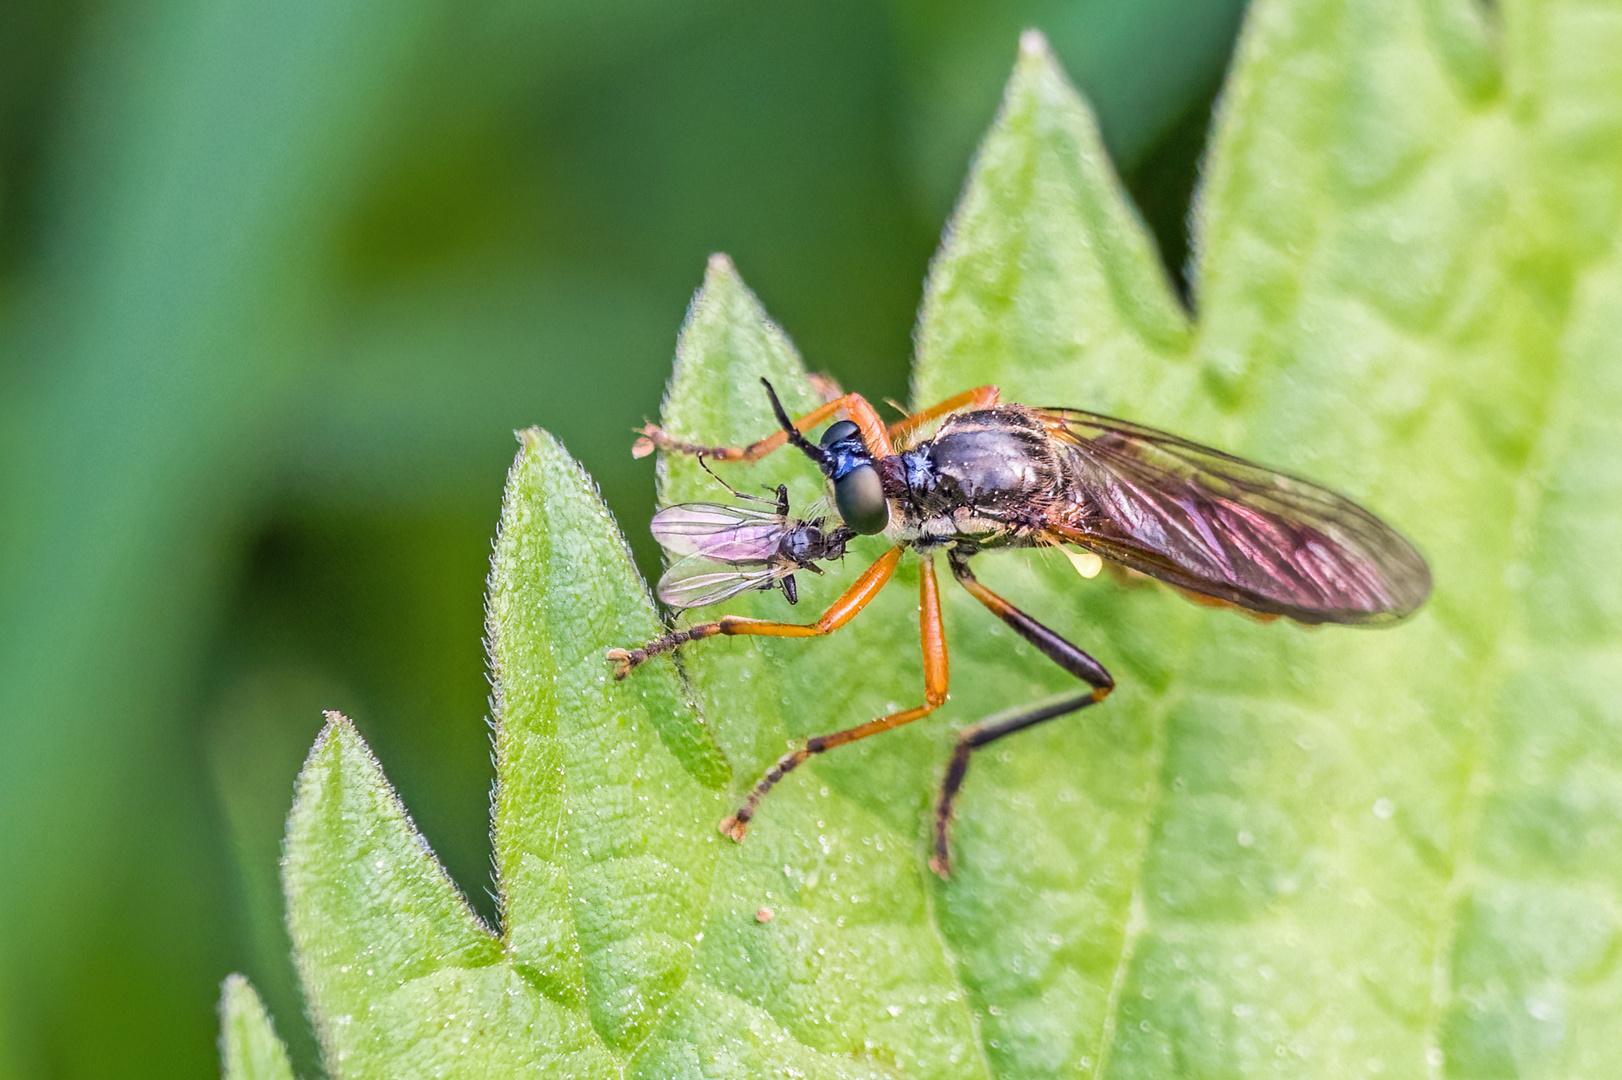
607 547 903 678
884 385 1000 442
633 391 895 462
720 553 949 840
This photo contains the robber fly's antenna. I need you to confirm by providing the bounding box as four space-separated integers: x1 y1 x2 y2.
761 379 828 467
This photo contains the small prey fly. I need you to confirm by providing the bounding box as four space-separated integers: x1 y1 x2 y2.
647 457 853 610
611 380 1431 876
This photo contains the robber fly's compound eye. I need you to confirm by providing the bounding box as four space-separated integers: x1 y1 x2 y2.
821 420 860 448
834 464 888 535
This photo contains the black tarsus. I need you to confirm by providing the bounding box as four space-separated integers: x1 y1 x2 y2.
932 551 1115 877
931 691 1105 877
947 552 1114 688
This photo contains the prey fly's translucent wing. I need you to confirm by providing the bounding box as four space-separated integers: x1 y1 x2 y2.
649 501 797 609
1038 407 1431 625
656 552 790 610
650 502 790 563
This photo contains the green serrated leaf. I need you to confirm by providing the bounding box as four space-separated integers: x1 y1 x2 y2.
261 2 1622 1076
913 29 1192 412
280 415 982 1077
283 713 616 1076
488 426 725 1050
636 8 1622 1076
902 5 1620 1078
219 975 297 1080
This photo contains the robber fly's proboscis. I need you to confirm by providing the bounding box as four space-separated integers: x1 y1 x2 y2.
616 379 1431 876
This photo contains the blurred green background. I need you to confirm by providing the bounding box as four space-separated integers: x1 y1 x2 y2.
0 1 1245 1075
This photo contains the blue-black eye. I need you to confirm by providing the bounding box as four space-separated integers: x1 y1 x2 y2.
821 420 860 448
834 464 888 535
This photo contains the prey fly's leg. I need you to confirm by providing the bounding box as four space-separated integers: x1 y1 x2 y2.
933 553 1114 877
694 454 788 511
608 547 903 678
722 554 949 841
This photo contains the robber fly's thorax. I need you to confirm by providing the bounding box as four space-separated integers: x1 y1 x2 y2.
885 405 1070 549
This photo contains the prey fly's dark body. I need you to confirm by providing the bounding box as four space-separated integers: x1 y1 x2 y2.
648 474 851 610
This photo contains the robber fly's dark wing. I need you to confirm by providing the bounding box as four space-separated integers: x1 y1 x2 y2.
656 552 785 610
1039 408 1431 625
650 502 788 562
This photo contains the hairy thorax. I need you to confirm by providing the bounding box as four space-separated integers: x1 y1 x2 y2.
884 405 1074 551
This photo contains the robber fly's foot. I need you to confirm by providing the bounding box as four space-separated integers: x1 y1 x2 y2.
928 834 954 881
717 743 813 844
718 812 750 843
608 623 723 679
929 797 956 878
605 647 643 680
632 423 741 461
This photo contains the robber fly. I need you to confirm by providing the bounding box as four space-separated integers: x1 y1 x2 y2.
611 380 1431 876
649 460 853 609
